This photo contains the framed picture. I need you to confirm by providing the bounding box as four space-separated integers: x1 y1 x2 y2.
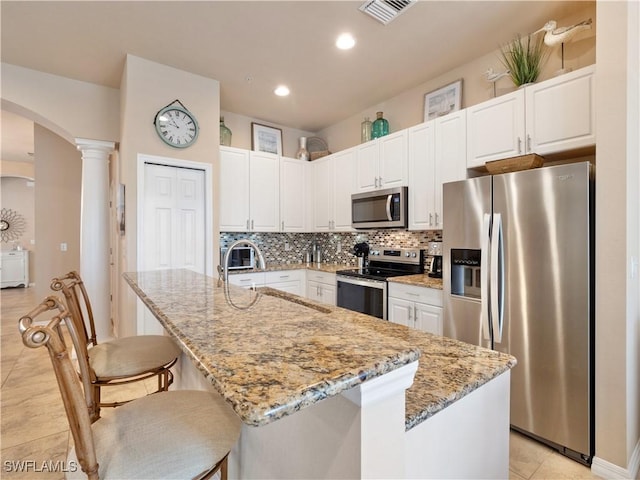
251 122 283 155
423 79 463 122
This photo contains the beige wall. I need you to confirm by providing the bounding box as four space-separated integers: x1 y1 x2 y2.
1 63 119 144
219 110 316 159
117 55 221 337
1 160 35 178
319 3 596 152
595 0 640 472
33 124 81 299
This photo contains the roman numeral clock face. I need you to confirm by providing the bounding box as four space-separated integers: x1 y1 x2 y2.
154 104 199 148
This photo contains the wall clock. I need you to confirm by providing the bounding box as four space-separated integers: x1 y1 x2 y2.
153 100 199 148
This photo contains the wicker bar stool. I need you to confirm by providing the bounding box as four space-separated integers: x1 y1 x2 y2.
51 271 181 421
19 296 241 480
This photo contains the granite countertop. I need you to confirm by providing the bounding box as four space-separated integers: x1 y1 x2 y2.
388 274 443 290
124 269 515 431
124 269 420 427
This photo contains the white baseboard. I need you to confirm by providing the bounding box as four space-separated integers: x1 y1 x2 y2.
592 439 640 480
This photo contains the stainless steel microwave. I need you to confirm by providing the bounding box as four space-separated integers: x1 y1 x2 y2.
351 186 408 229
220 246 255 270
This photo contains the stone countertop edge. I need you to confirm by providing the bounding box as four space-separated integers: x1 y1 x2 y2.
123 270 422 427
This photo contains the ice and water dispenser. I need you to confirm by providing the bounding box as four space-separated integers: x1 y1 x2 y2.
450 249 482 299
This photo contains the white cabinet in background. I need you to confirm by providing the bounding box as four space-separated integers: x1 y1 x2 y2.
356 130 408 192
311 149 356 232
280 156 307 232
265 270 305 297
525 65 596 155
229 269 304 296
1 250 29 288
467 65 595 168
219 147 250 231
227 271 266 289
388 283 443 335
408 111 467 230
306 270 336 306
219 147 279 232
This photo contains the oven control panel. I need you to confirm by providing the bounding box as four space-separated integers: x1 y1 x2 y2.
368 245 423 265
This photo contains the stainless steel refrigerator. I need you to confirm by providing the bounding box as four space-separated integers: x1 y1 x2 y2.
443 162 594 465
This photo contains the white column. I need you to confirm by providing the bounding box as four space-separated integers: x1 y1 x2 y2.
75 138 115 342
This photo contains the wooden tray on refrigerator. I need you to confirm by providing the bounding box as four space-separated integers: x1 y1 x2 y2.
485 154 544 174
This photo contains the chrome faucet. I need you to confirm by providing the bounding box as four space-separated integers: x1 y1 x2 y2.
219 239 267 285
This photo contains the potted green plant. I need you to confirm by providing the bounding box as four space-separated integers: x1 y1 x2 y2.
500 33 548 87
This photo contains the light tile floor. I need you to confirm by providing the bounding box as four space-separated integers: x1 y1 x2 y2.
2 287 601 479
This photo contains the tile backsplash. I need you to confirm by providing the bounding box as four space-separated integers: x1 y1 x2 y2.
220 230 442 267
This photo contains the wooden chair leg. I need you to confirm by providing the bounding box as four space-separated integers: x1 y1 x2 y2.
220 455 228 480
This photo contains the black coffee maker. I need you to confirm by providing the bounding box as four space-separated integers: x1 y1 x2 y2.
427 241 443 278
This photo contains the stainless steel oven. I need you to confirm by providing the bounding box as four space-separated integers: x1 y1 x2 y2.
336 245 424 320
337 276 387 319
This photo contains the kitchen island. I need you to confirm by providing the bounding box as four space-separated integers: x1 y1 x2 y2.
125 269 515 479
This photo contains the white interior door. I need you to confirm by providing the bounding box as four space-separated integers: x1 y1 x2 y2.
140 162 206 334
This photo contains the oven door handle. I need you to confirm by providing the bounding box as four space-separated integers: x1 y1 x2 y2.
337 276 386 290
386 194 393 221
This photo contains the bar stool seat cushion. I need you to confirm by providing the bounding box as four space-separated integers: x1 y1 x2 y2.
88 335 181 378
67 390 241 479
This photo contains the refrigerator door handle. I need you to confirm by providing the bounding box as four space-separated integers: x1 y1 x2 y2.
481 213 491 342
491 213 505 344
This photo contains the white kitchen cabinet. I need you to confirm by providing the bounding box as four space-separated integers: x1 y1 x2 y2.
306 270 336 306
388 283 443 335
219 147 279 232
280 156 307 232
466 89 526 168
228 271 266 289
311 149 356 232
219 147 250 231
356 130 408 192
1 250 29 288
434 110 467 229
265 269 305 297
408 111 466 230
525 65 596 155
408 121 436 231
466 65 595 168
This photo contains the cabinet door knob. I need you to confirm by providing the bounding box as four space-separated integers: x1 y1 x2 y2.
429 213 433 226
527 134 532 152
517 137 522 154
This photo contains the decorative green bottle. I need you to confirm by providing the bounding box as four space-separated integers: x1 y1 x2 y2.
220 116 232 146
371 111 389 139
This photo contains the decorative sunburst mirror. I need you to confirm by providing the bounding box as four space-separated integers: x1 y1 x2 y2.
0 208 26 243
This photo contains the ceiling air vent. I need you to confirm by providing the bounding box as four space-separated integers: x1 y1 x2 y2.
359 0 416 25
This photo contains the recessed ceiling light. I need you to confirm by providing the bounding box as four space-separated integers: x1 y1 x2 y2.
274 85 290 96
336 33 356 50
